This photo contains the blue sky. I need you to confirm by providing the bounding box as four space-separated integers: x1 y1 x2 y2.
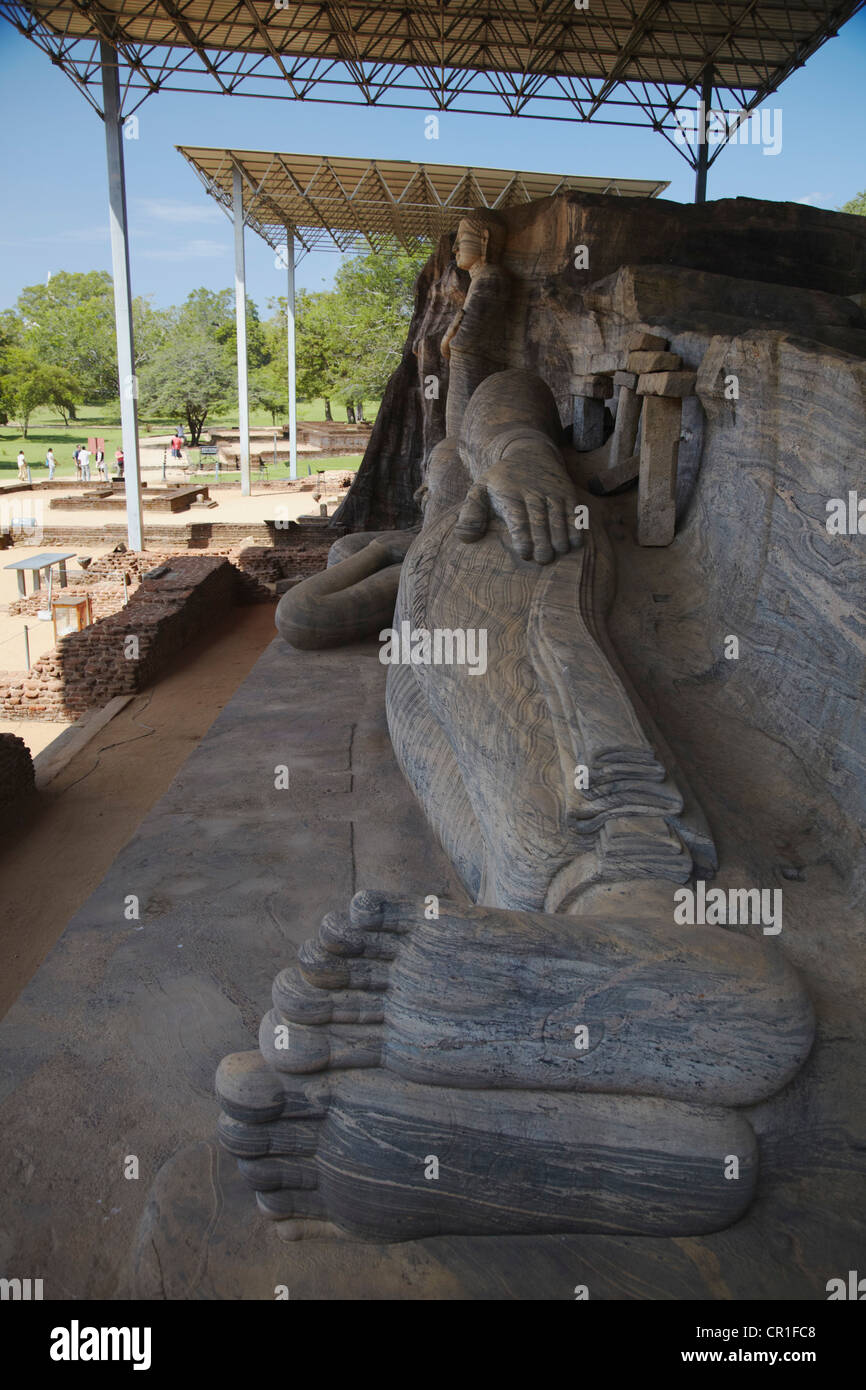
0 12 864 316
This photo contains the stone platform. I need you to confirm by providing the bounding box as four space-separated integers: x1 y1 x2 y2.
0 633 861 1300
52 486 209 513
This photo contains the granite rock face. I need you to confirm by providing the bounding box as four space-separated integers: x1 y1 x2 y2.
687 331 866 902
336 194 866 531
327 192 866 918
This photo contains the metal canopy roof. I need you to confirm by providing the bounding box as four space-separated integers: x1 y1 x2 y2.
4 1 864 168
178 148 669 257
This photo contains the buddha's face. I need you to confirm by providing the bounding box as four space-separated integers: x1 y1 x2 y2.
454 219 486 271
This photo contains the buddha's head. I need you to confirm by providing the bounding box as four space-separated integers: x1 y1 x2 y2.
453 211 506 271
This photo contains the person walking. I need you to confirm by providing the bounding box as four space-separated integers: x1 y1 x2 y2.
17 449 27 481
46 448 56 480
79 444 91 482
73 445 81 479
95 447 106 481
114 448 125 481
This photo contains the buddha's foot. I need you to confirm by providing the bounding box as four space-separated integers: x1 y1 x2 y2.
223 889 813 1108
217 1064 759 1240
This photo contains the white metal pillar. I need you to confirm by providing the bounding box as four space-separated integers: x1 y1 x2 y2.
232 165 251 497
285 229 297 481
101 41 144 551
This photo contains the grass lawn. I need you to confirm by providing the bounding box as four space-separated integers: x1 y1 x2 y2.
189 455 363 482
0 398 376 482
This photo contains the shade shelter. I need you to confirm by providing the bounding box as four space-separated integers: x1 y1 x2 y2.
4 552 76 598
177 148 668 491
6 2 862 185
2 0 861 543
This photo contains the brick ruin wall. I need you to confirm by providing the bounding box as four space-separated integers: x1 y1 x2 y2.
0 732 36 806
5 534 334 620
0 556 239 720
0 528 336 721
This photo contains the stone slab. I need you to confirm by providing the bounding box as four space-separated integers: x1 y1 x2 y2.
572 395 606 451
1 619 863 1299
609 384 642 471
638 395 681 546
0 636 465 1299
627 351 682 374
627 331 669 352
573 373 614 399
33 694 134 788
614 370 638 390
587 453 640 495
637 370 698 398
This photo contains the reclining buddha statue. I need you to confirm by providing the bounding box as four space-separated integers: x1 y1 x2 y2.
215 211 814 1243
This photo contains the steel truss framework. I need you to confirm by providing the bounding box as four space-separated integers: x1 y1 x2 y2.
2 1 864 172
179 148 668 260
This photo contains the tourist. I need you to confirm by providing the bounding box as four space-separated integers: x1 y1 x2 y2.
114 448 125 480
95 448 106 480
46 448 56 480
73 445 81 479
17 449 27 481
79 444 91 482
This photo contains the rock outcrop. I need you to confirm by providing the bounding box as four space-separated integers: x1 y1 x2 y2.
335 193 866 532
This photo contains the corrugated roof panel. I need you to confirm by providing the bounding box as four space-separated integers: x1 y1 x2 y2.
15 0 861 93
178 147 668 254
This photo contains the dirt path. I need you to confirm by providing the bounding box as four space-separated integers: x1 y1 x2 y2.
0 603 278 1019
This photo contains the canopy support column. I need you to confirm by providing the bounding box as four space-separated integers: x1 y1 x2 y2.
694 64 714 204
285 230 297 481
233 165 251 497
101 41 143 551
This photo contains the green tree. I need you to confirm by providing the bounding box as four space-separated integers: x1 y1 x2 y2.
0 348 81 435
249 361 286 426
267 290 340 418
15 270 118 403
11 271 171 411
177 287 270 369
840 190 866 216
328 245 426 414
266 245 426 422
132 296 172 370
139 338 234 445
0 309 24 425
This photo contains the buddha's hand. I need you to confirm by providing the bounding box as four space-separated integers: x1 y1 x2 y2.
455 457 585 564
440 309 464 362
